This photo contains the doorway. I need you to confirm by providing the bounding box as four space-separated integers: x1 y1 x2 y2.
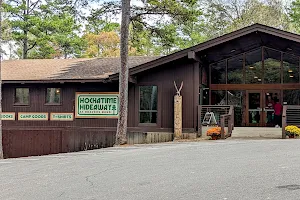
246 90 281 126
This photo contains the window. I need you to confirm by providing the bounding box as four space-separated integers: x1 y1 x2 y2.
264 48 281 84
46 88 61 104
283 53 299 83
211 60 226 84
228 55 244 84
245 49 263 84
139 86 157 124
15 88 29 105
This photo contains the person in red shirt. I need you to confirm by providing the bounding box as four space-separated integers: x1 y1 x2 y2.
273 98 283 128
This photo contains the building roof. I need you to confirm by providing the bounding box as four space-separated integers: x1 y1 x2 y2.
114 23 300 77
3 23 300 83
2 56 161 83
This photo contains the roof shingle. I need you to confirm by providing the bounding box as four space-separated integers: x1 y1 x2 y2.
1 56 161 81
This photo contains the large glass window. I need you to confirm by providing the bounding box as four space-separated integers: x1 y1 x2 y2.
283 90 300 105
283 53 299 83
211 90 226 105
15 88 29 105
264 48 281 84
211 61 226 84
245 49 263 84
228 55 244 84
139 86 158 124
46 88 61 104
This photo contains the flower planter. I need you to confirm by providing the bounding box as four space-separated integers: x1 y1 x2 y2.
211 133 221 140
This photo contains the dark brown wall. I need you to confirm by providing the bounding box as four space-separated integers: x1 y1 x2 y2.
2 57 199 158
3 82 119 128
132 57 199 130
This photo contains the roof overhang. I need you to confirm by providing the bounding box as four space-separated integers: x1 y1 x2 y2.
110 24 300 80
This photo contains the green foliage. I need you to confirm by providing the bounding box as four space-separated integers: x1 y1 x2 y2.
290 0 300 31
3 0 85 59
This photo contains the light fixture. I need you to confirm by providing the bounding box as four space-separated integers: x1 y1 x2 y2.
254 76 258 79
249 66 254 69
288 69 293 73
290 75 294 78
258 78 262 82
56 89 60 93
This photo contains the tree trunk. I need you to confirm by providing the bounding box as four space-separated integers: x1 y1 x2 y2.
0 0 4 159
115 0 130 145
22 0 30 59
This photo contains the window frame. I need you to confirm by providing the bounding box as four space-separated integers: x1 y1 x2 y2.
14 87 30 106
137 84 159 126
45 88 62 106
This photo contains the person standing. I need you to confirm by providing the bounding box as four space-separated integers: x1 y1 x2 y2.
274 98 283 128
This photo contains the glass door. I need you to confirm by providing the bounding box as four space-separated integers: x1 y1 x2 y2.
263 90 280 127
247 91 262 126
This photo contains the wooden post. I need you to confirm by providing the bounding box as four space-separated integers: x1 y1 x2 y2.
174 81 183 140
221 116 225 139
174 95 182 139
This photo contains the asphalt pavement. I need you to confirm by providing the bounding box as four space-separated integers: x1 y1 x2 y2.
1 139 300 200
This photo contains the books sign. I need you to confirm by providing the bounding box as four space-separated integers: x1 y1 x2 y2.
50 113 74 121
0 112 15 120
75 92 119 118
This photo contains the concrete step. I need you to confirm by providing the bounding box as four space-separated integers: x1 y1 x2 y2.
231 127 282 139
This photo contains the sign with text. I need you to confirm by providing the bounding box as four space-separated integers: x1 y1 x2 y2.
18 112 48 121
50 113 74 121
75 92 119 118
0 112 15 120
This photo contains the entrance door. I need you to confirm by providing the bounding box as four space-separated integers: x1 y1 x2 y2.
246 90 281 126
247 91 262 126
263 90 280 127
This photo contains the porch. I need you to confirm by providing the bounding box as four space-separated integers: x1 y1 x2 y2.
197 105 300 139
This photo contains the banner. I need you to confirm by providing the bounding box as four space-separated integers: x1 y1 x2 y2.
75 92 119 118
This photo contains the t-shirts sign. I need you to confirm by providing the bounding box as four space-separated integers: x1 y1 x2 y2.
50 113 74 121
75 92 119 118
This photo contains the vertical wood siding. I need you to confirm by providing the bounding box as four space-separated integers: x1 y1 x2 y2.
2 57 199 158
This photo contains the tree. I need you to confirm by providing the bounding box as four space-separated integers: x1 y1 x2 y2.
0 0 3 159
115 0 130 145
203 0 292 38
4 0 85 59
290 0 300 32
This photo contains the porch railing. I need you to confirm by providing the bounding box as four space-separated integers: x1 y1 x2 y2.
282 105 300 139
198 105 234 139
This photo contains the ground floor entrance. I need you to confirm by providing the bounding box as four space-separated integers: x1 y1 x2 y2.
246 90 280 127
208 88 296 127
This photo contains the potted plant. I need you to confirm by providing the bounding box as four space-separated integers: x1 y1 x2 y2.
206 127 224 140
285 125 300 138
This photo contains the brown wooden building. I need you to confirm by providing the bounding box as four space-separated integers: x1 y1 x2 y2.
2 24 300 158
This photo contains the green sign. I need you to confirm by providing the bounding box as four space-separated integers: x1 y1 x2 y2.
75 93 119 118
0 112 15 120
50 113 74 121
18 112 48 121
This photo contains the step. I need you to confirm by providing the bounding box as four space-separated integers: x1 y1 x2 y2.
231 127 282 139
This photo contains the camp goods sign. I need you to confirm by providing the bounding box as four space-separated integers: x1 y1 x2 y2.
75 92 119 118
